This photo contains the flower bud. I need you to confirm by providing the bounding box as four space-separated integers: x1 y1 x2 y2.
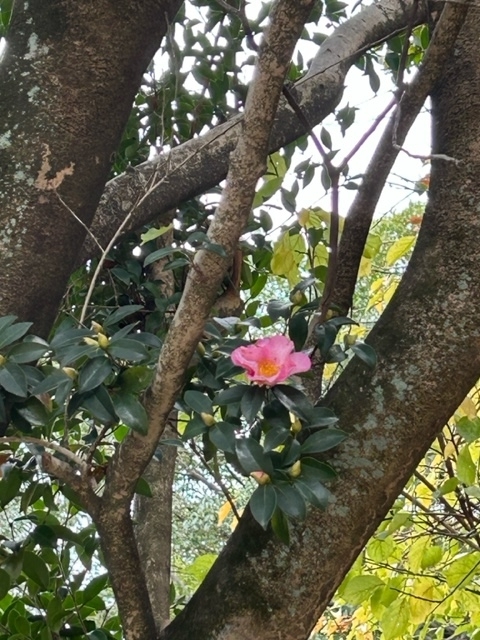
200 412 216 427
288 461 302 478
344 334 356 347
83 337 99 347
97 334 110 349
196 342 206 357
291 418 302 434
62 367 77 380
0 355 6 367
250 471 271 485
289 290 304 306
91 321 104 334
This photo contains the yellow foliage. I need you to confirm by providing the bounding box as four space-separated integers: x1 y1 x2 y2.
270 231 306 286
409 578 443 624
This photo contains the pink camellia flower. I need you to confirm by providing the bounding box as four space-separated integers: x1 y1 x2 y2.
231 335 311 386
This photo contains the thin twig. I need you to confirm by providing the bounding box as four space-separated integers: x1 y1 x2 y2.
0 435 85 467
56 192 105 254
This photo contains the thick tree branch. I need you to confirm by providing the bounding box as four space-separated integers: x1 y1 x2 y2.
94 1 317 637
80 0 426 262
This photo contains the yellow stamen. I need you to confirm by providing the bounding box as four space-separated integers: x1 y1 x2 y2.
258 360 280 377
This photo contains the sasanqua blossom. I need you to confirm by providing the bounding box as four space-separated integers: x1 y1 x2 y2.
231 335 311 386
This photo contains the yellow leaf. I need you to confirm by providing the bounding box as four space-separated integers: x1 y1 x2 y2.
358 256 372 278
218 500 232 526
385 235 416 266
314 242 328 267
409 578 443 624
271 231 306 286
460 395 477 418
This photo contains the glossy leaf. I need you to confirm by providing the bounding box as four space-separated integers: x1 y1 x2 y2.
0 321 32 349
301 428 347 454
0 361 28 397
107 338 149 363
209 422 237 454
235 438 273 475
272 385 313 422
240 385 265 424
22 551 50 589
350 342 377 368
249 484 277 529
184 390 213 415
78 357 113 393
112 393 148 435
274 482 306 519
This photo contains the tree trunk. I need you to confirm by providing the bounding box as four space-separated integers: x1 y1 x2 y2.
161 8 480 640
0 0 182 337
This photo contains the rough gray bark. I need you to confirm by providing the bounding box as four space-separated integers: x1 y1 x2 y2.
157 5 480 640
134 237 178 632
0 0 182 338
134 444 176 631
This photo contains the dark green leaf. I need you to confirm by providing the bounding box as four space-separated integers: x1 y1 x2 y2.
77 386 117 424
325 344 347 363
288 313 308 351
209 422 237 454
7 339 49 363
103 305 144 327
78 357 113 393
0 568 10 600
107 339 149 363
22 550 49 589
83 574 109 604
325 316 358 328
308 407 338 428
214 385 248 406
271 508 290 544
301 428 347 454
295 477 331 509
301 457 337 482
264 426 290 452
267 300 291 322
240 385 265 424
0 322 32 349
281 438 302 467
0 466 22 507
0 315 17 333
272 385 313 422
87 630 109 640
134 477 152 498
350 342 377 368
274 482 307 519
315 322 338 357
235 438 273 475
0 362 28 397
30 524 57 547
15 398 50 427
201 241 227 257
249 484 277 529
112 393 148 435
182 415 208 440
184 390 213 415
